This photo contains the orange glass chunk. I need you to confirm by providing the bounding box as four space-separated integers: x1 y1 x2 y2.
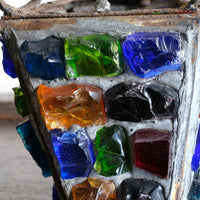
37 84 107 129
71 178 116 200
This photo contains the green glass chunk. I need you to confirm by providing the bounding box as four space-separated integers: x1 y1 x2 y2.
94 125 131 177
64 34 123 77
13 87 29 117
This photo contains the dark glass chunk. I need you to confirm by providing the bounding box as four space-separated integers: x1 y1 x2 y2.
20 36 65 80
104 81 179 122
16 120 51 177
132 129 172 178
118 178 165 200
51 128 95 179
123 32 181 78
142 82 179 118
52 185 61 200
13 87 29 117
94 125 131 177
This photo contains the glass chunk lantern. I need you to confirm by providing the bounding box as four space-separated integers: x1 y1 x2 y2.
1 0 200 199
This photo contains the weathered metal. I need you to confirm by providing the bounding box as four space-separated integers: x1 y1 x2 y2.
0 0 198 19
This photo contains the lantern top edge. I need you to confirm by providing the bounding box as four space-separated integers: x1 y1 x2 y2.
0 0 199 20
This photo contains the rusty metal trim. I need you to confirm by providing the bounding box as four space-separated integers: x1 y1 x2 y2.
0 8 196 20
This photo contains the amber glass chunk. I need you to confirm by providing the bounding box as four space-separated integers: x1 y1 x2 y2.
37 84 106 129
132 129 172 178
70 178 116 200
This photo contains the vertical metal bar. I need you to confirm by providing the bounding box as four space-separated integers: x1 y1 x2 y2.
1 27 68 200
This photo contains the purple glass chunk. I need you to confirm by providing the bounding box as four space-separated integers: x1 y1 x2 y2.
123 32 181 78
1 39 17 78
51 128 95 179
192 124 200 171
105 81 179 122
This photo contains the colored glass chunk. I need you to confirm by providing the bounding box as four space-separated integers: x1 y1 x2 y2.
105 81 179 122
20 36 65 80
188 170 200 200
1 39 17 78
64 34 123 77
13 87 29 117
123 32 181 78
52 185 61 200
94 125 131 177
132 129 172 178
71 178 116 200
16 120 51 177
118 178 165 200
37 84 106 129
51 128 95 179
191 124 200 171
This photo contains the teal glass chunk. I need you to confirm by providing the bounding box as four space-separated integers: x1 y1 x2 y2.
16 120 51 177
64 34 123 77
94 125 131 177
188 170 200 200
13 87 29 117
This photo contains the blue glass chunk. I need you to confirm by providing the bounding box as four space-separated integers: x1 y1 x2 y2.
1 39 17 78
51 128 95 179
192 124 200 171
16 120 51 177
20 36 65 80
123 32 181 78
188 170 200 200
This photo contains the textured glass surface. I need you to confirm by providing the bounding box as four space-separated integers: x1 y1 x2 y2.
94 125 131 176
51 128 95 179
133 129 172 178
105 81 179 122
71 178 116 200
188 170 200 200
123 32 181 78
20 36 65 80
37 84 107 129
191 124 200 171
1 39 17 78
65 34 123 77
16 120 51 177
13 87 29 117
118 178 165 200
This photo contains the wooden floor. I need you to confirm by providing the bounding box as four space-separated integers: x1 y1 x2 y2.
0 121 53 199
0 102 23 120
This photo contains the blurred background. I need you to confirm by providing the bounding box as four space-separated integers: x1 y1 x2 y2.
0 1 53 200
